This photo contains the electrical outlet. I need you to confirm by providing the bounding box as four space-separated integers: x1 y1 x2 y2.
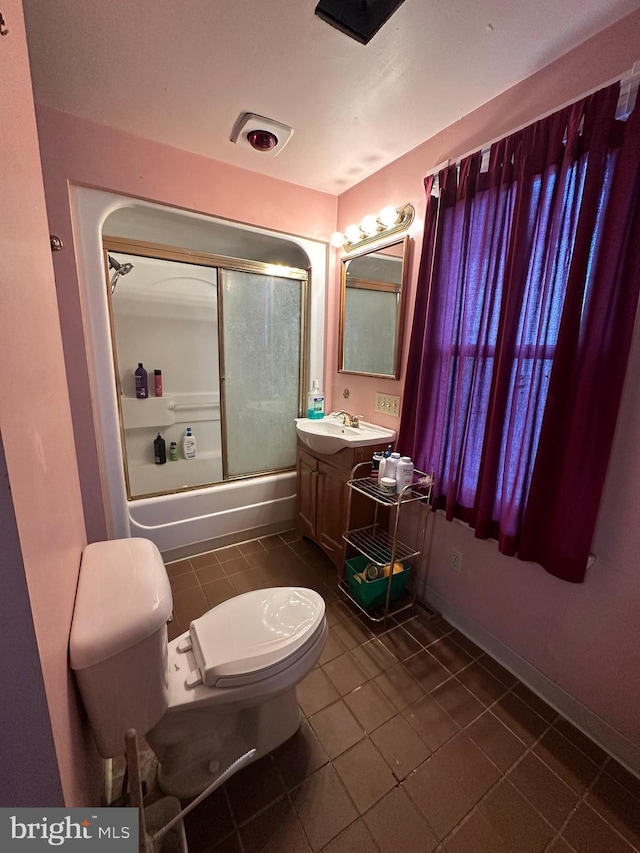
449 549 463 573
375 393 400 417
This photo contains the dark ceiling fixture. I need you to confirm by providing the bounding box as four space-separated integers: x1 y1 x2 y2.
230 113 294 157
314 0 407 45
247 129 278 152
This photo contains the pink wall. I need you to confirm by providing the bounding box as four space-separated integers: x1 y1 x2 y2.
1 0 101 805
334 9 640 768
35 107 338 541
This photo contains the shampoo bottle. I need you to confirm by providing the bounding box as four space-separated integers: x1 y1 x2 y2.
307 380 325 420
154 369 163 397
183 426 197 459
154 433 166 464
135 363 148 399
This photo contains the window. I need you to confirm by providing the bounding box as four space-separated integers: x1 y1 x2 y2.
399 84 640 582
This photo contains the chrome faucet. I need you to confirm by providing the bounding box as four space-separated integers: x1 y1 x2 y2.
332 410 361 428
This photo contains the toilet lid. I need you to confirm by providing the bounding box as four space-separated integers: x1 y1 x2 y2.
188 587 325 687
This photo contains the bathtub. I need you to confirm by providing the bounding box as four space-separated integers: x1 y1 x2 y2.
128 470 297 559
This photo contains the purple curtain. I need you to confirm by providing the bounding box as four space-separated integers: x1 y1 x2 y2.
399 84 640 582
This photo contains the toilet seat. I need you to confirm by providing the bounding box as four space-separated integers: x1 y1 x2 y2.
181 587 325 688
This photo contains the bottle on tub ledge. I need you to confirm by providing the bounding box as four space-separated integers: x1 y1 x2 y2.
306 379 325 420
154 433 166 465
183 426 197 459
134 362 148 399
154 369 163 397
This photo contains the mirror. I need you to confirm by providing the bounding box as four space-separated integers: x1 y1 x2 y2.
338 235 410 378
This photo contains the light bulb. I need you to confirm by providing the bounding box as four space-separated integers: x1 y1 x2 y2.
345 224 362 244
361 215 379 236
330 232 346 248
379 206 399 228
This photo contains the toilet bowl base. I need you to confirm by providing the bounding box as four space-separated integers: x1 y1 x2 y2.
151 688 302 799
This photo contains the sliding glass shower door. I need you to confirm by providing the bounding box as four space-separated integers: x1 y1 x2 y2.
220 268 306 478
105 236 308 498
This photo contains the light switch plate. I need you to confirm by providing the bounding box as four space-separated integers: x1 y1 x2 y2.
375 393 400 417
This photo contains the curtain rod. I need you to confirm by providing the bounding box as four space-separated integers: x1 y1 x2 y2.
426 59 640 184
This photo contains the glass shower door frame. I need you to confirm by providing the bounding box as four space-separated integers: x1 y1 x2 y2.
103 234 310 497
218 265 309 481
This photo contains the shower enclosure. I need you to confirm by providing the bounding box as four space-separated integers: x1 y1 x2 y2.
69 187 326 556
105 239 309 501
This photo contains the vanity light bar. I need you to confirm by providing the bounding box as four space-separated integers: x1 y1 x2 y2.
331 203 415 253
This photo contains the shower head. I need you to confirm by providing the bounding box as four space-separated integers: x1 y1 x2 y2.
108 255 134 276
108 255 134 294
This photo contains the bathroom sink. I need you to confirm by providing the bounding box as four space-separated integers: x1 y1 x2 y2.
295 416 396 455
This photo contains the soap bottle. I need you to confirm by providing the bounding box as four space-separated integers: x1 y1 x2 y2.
169 441 178 462
135 363 148 399
306 379 325 420
154 433 166 464
154 369 163 397
183 426 197 459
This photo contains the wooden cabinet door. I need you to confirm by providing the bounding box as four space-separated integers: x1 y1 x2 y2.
296 449 318 539
316 459 348 567
296 441 387 571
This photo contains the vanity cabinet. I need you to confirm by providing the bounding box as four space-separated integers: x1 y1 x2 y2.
296 441 387 571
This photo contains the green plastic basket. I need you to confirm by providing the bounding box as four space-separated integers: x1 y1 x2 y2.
346 555 410 611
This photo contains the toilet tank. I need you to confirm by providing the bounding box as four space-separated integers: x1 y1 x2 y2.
70 538 174 758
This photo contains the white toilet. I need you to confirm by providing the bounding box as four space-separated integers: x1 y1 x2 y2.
69 537 328 798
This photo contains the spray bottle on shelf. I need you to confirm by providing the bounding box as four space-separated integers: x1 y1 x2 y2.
183 426 197 459
306 379 325 419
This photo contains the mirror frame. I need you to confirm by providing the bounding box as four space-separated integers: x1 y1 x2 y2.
338 234 410 379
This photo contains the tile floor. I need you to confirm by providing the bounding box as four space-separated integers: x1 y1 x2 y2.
153 530 640 853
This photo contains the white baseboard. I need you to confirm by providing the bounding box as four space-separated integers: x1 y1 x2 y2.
423 585 640 778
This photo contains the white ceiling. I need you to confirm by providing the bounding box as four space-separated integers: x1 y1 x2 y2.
22 0 638 195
